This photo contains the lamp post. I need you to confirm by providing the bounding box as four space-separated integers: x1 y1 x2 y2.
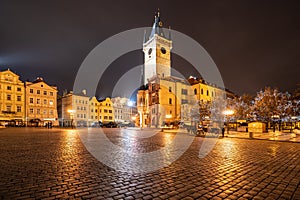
223 109 234 134
67 109 75 129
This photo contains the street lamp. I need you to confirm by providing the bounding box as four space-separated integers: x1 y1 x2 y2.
223 109 234 134
166 114 172 119
67 109 76 128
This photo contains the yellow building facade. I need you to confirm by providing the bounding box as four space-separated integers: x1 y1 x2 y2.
26 77 58 126
89 97 114 126
0 69 25 126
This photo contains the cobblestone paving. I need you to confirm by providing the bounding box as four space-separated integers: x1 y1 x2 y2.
0 128 299 199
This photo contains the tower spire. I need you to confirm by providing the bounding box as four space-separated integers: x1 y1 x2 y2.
149 9 165 39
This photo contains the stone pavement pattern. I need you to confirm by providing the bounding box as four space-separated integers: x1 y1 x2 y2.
0 128 299 199
226 130 300 143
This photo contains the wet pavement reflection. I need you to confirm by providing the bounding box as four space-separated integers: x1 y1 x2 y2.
0 127 299 199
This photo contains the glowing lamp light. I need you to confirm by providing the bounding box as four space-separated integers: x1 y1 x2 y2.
127 101 134 107
223 110 234 116
166 114 172 119
67 109 76 114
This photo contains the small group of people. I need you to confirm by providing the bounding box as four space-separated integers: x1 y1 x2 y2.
45 121 53 129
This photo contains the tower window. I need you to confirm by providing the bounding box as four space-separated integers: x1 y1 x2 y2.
169 87 172 92
194 89 197 95
169 98 172 105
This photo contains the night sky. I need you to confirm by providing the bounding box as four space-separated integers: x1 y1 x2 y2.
0 0 299 98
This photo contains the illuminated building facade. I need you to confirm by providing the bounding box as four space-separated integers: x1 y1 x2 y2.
26 77 58 126
0 69 25 126
58 90 89 127
89 97 114 126
111 97 137 124
137 11 227 128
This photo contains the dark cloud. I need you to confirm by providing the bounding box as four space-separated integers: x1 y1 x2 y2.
0 0 299 96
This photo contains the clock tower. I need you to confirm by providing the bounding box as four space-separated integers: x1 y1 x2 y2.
143 10 172 85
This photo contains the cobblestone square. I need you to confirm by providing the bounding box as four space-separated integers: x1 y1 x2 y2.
0 128 299 199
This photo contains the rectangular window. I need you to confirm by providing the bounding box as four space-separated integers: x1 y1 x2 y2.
109 116 112 120
30 108 34 114
104 116 108 120
37 109 40 114
95 109 97 113
50 92 53 96
84 114 86 118
104 109 108 113
30 89 33 93
207 90 209 96
30 98 33 104
50 110 53 115
43 91 47 95
49 100 53 105
44 99 47 104
201 89 203 95
6 105 11 112
181 99 188 104
37 99 40 104
7 94 11 100
17 87 21 92
17 96 21 101
91 115 93 119
109 110 112 113
169 98 172 105
169 87 172 92
7 86 11 90
37 90 40 94
181 89 187 95
17 106 21 112
43 110 47 115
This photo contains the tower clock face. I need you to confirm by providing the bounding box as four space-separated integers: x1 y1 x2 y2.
161 47 166 54
148 48 152 55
